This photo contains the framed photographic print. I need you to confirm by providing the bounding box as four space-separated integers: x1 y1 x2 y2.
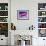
17 10 29 20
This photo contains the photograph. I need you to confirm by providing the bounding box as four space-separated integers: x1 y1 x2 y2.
17 10 29 20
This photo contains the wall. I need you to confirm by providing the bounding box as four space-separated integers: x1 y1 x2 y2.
11 0 46 30
11 0 38 30
11 0 46 46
